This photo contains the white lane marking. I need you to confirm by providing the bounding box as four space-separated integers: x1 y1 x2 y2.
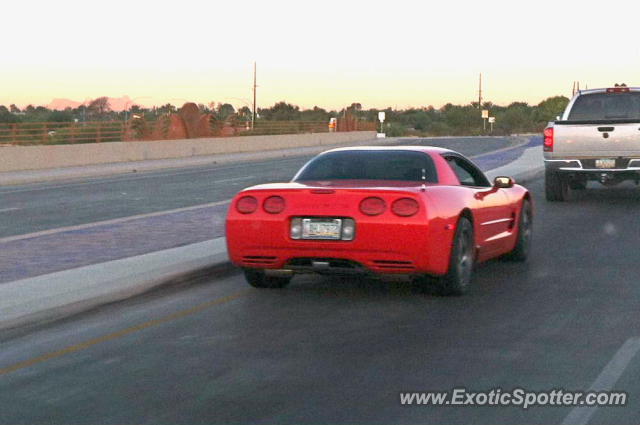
0 207 20 213
0 199 231 244
561 337 640 425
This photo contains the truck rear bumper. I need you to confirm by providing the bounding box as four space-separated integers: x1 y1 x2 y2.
544 159 640 185
544 159 640 173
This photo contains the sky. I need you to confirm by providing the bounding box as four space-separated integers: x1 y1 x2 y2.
2 0 640 111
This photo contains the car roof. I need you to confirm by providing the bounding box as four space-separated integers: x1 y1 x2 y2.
322 145 459 156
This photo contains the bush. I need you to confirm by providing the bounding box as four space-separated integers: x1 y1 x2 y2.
384 122 407 137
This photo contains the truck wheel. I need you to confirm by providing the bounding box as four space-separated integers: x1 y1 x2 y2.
569 178 586 190
243 269 291 289
545 169 569 202
504 199 532 262
439 217 475 296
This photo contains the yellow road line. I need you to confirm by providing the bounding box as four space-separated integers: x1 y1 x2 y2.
0 290 249 376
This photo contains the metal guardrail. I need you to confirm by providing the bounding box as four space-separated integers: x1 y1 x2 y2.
0 120 376 146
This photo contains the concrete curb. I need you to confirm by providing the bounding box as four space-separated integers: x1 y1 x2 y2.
1 141 544 333
0 239 229 332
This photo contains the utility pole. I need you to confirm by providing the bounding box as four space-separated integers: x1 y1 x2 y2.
478 73 482 109
252 61 257 130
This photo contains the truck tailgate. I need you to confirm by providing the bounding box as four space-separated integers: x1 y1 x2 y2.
553 122 640 157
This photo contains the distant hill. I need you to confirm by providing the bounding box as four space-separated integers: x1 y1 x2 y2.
47 95 135 112
47 98 83 110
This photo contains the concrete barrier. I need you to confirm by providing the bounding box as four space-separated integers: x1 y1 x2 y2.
0 131 375 173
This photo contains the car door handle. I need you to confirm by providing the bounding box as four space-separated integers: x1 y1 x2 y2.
597 127 614 132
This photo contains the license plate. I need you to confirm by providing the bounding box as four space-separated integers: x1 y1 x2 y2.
596 159 616 169
301 218 342 240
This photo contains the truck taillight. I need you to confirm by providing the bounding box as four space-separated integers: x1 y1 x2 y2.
543 128 554 152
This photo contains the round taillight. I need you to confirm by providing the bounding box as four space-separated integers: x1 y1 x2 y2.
359 197 386 216
263 196 286 214
391 198 419 217
236 196 258 214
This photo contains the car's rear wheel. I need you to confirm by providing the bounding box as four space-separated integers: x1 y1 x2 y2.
504 199 532 262
243 269 291 289
439 217 475 296
545 169 569 202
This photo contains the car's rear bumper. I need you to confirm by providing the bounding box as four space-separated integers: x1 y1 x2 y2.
226 218 452 276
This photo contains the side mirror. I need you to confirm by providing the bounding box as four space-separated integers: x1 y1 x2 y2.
494 176 515 189
556 115 561 120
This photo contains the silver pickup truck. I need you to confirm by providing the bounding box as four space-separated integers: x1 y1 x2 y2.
543 84 640 201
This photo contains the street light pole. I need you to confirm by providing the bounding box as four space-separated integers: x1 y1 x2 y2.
478 73 482 109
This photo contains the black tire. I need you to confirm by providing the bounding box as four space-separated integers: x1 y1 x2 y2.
569 178 586 190
504 199 532 262
243 269 291 289
439 217 475 296
545 169 569 202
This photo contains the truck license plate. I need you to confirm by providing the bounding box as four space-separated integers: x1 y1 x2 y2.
301 218 342 240
596 159 616 169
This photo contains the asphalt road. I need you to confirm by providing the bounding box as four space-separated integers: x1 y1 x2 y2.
0 137 520 238
1 177 639 425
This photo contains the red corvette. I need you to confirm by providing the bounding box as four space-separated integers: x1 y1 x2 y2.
226 146 532 295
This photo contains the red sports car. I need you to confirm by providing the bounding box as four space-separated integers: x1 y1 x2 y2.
226 146 532 295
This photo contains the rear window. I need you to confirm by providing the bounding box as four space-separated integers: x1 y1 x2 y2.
293 150 438 183
568 92 640 121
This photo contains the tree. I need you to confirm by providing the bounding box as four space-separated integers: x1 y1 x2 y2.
396 108 431 131
300 106 329 121
48 110 74 122
9 104 20 113
21 105 50 122
535 96 570 123
237 106 252 119
497 105 533 134
87 97 111 119
0 105 20 123
216 103 236 120
157 103 176 114
259 102 300 120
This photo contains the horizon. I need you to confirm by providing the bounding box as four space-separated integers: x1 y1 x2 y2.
2 0 639 110
5 93 571 113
